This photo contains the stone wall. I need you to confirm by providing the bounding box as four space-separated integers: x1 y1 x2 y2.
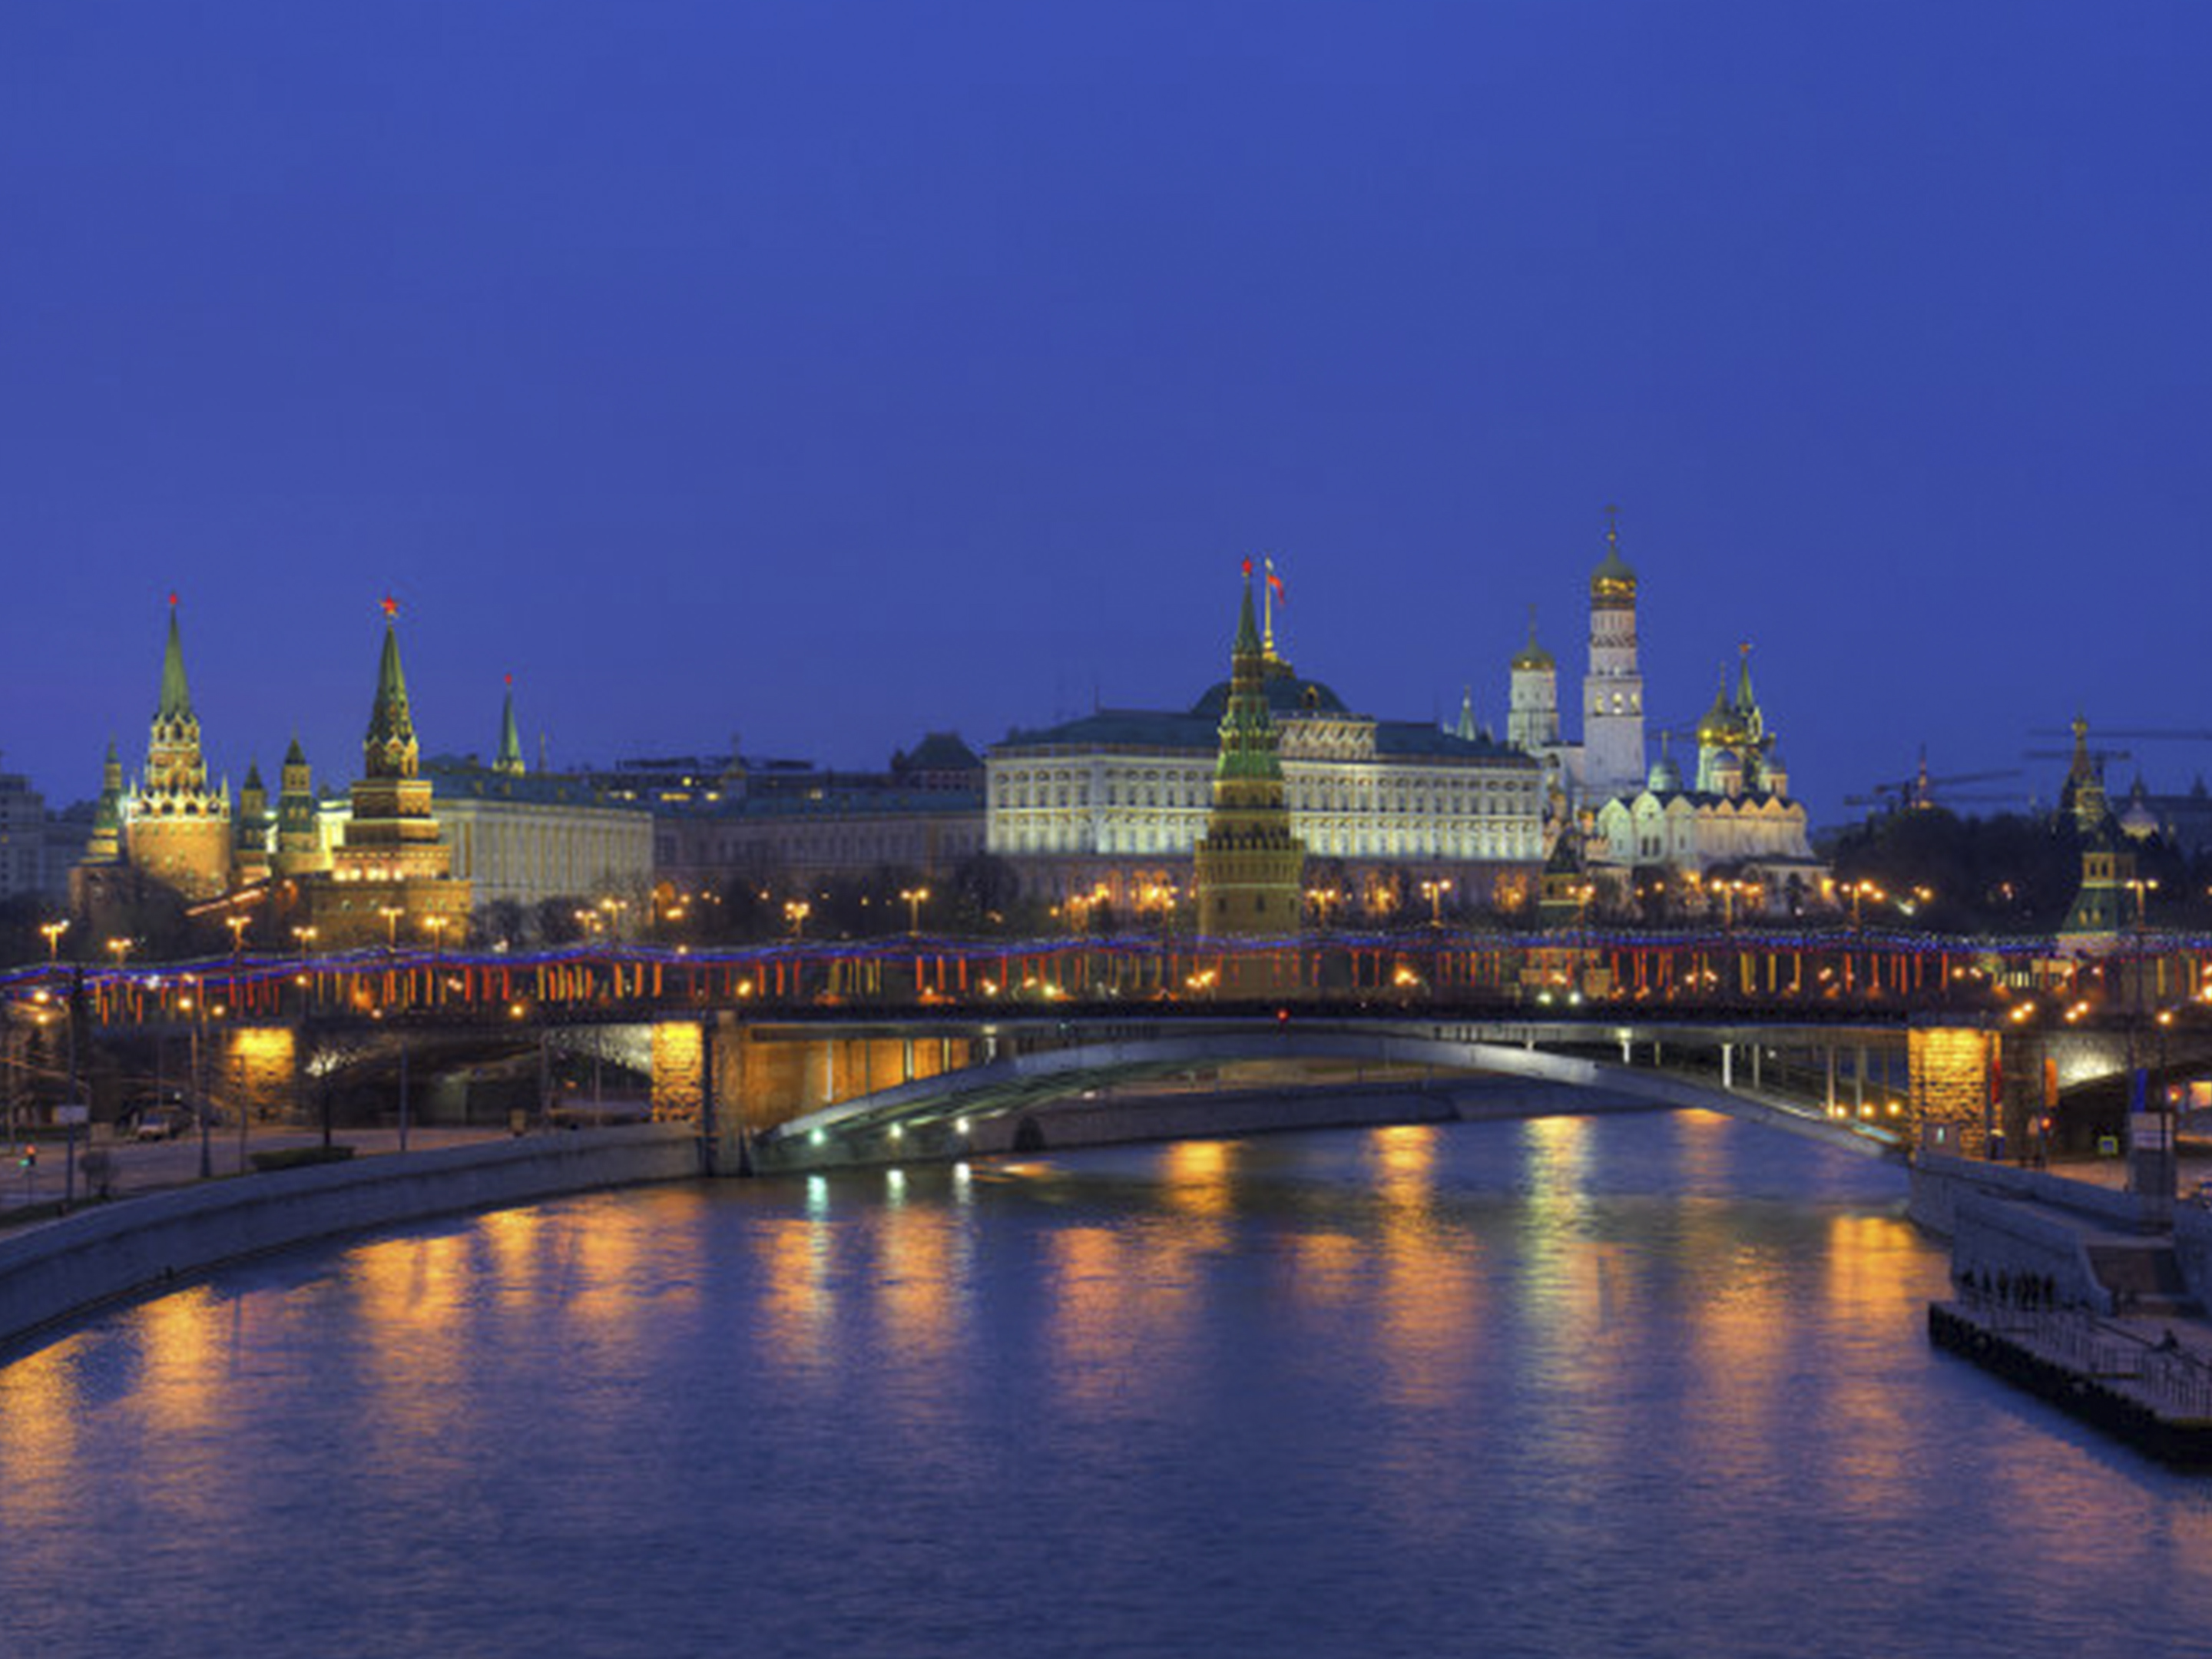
2174 1201 2212 1310
1908 1153 2154 1237
0 1124 702 1356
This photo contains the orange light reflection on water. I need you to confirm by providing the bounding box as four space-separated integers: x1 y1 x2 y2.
874 1199 961 1365
1368 1124 1481 1411
0 1342 84 1532
755 1217 838 1377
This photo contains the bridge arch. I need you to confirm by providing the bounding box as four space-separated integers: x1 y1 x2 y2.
753 1023 1903 1168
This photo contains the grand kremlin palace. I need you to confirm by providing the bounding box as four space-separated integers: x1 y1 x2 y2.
985 645 1545 915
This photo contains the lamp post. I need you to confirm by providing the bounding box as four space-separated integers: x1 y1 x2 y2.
899 886 930 938
225 913 249 961
187 974 212 1180
784 899 810 940
106 936 134 971
379 905 403 952
1421 878 1452 929
39 919 68 963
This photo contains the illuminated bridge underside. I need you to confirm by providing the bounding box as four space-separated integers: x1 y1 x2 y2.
763 1025 1906 1161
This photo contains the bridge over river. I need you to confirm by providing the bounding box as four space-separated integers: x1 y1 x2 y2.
6 926 2209 1173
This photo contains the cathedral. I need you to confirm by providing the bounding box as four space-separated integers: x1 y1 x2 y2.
1505 514 1823 912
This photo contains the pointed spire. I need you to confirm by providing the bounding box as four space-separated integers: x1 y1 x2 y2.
366 598 416 759
1734 640 1757 714
1456 685 1478 742
284 732 306 767
157 593 194 721
495 674 525 775
1233 561 1262 657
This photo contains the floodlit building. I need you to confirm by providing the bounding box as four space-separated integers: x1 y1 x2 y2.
988 569 1545 915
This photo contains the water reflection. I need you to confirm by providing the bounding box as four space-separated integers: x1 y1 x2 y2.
11 1113 2212 1659
0 1343 82 1532
754 1216 839 1377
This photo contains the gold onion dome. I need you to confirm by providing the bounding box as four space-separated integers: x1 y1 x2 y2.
1511 614 1554 671
1695 678 1734 743
1589 512 1637 598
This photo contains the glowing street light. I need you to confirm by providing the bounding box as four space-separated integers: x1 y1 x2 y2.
1420 878 1452 928
106 936 134 970
899 886 930 937
379 905 403 949
224 914 250 959
38 919 68 962
785 899 811 939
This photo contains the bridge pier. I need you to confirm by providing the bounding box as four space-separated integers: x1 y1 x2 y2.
1909 1027 1993 1157
684 1016 981 1176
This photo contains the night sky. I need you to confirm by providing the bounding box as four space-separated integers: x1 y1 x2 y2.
5 3 2208 824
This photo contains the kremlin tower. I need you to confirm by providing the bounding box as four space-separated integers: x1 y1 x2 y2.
121 597 233 901
1191 567 1306 948
306 600 472 945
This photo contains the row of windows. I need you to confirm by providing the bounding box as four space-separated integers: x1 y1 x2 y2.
992 823 1540 859
992 777 1538 815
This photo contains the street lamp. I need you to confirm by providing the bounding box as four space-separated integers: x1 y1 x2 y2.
899 886 930 937
225 913 250 960
1421 878 1452 928
106 936 134 970
784 899 810 939
379 905 403 950
39 919 68 962
2127 875 2160 930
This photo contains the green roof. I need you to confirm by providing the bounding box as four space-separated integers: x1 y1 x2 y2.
157 603 194 721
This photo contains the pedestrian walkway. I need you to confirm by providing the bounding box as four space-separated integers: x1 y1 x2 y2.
0 1126 516 1224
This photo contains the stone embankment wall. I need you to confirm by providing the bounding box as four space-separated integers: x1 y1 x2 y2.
2174 1203 2212 1310
0 1125 702 1356
1910 1154 2164 1315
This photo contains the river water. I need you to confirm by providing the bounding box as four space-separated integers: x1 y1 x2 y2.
4 1109 2210 1658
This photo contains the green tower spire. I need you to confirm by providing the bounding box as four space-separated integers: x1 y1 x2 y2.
1193 563 1306 951
363 598 419 779
157 594 194 721
494 675 525 775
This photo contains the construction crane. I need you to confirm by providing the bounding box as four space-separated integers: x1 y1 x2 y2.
2027 727 2212 743
1844 748 2024 813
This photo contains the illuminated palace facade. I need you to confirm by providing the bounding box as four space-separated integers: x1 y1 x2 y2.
988 583 1545 916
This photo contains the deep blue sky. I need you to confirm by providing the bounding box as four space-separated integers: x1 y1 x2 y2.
5 2 2208 823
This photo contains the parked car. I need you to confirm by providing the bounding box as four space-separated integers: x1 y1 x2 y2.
133 1107 191 1141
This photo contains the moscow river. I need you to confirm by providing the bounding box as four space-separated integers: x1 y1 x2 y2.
5 1109 2212 1658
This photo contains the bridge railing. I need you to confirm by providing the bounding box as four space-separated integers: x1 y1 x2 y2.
8 926 2205 1031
